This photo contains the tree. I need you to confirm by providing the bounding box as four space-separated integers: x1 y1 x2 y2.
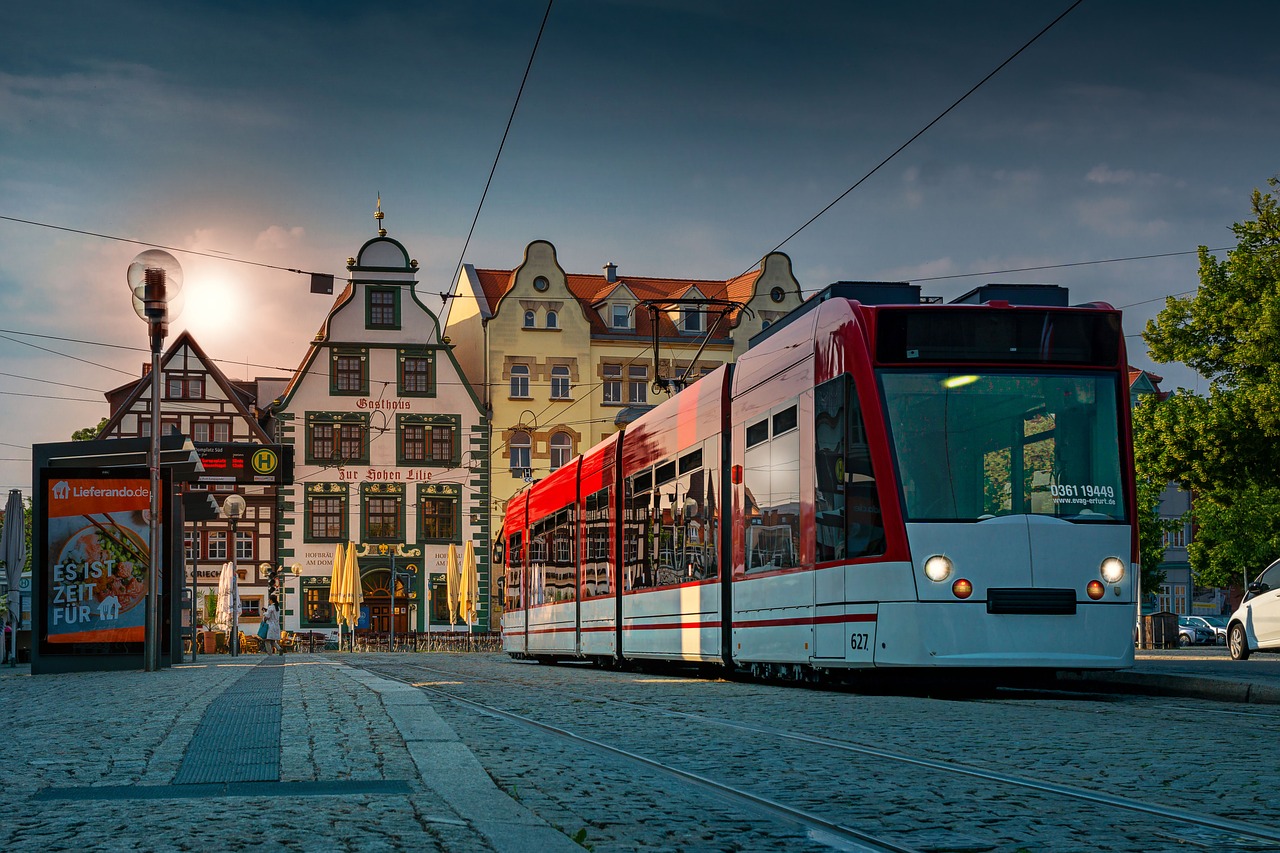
71 417 109 441
1137 178 1280 589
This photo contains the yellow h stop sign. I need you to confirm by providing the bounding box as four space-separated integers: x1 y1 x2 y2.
252 448 279 476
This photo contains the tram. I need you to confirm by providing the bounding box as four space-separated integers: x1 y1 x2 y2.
498 283 1138 677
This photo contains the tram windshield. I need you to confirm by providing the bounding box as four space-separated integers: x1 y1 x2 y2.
879 371 1126 523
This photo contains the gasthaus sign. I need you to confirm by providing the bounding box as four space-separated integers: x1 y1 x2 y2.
45 476 152 643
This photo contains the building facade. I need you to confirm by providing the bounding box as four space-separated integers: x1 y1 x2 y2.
96 331 286 632
443 240 804 560
271 217 491 637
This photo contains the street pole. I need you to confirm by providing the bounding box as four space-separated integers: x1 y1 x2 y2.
230 514 238 657
128 250 182 673
388 547 397 651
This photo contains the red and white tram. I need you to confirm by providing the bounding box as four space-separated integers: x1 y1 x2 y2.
498 283 1137 676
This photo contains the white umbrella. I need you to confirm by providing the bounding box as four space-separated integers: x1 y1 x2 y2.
215 561 240 632
2 489 25 666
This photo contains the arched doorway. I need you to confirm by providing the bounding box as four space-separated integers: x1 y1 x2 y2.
362 567 413 634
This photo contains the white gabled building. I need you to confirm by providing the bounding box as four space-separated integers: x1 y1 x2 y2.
270 213 490 639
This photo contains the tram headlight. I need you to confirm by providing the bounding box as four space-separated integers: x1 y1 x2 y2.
924 554 953 582
1099 557 1125 584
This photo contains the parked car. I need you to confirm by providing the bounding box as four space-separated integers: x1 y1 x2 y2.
1228 558 1280 660
1176 616 1215 647
1182 615 1228 645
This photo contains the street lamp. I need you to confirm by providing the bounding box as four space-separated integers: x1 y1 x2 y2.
222 493 246 656
128 249 183 672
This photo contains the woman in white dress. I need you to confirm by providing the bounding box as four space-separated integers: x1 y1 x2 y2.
263 595 282 655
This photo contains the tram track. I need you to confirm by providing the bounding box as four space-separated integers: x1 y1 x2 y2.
355 656 1280 852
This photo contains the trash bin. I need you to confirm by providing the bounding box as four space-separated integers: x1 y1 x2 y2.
1142 611 1178 649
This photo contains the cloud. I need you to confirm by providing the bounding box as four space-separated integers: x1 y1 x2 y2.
1074 196 1170 239
255 226 306 251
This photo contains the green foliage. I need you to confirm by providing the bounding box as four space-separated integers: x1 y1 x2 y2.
1139 178 1280 588
71 417 109 441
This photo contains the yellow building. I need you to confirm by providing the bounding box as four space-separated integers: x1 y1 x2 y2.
443 239 802 531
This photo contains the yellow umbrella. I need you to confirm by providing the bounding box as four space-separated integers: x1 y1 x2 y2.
446 543 460 627
460 540 479 627
328 542 347 647
344 540 362 630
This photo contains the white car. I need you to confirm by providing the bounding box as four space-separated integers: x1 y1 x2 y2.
1227 557 1280 660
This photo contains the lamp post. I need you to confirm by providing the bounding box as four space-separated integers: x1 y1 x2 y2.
222 493 246 657
127 250 183 672
380 543 420 651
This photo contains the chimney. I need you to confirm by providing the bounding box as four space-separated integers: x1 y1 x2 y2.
603 262 617 283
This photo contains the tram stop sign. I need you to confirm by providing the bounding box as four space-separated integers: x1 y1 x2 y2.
194 443 294 486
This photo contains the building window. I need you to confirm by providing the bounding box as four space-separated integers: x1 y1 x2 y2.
1163 524 1190 548
140 419 151 438
524 310 536 328
510 365 530 398
401 356 432 395
330 349 369 395
603 364 622 404
430 425 454 462
401 424 426 462
307 413 370 465
184 530 198 560
681 307 702 333
546 311 558 329
166 375 204 399
550 365 571 399
550 432 572 471
212 422 230 443
611 304 630 329
420 494 459 542
362 484 404 542
510 431 531 474
235 531 254 562
533 275 549 292
193 422 210 443
397 415 458 466
208 531 227 561
629 366 648 404
367 287 399 328
305 483 348 542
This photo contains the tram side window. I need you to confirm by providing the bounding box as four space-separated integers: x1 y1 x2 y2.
745 405 801 572
624 472 653 590
815 377 885 562
583 487 613 598
530 506 576 605
505 532 524 611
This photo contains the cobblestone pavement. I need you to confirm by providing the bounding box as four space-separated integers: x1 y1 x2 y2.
3 650 1278 852
357 652 1280 853
0 656 577 853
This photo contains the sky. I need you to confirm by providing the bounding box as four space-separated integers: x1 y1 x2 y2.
3 0 1279 498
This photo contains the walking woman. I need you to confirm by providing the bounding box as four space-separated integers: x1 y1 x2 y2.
263 595 282 655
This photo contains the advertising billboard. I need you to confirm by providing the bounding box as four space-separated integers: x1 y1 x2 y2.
45 475 153 644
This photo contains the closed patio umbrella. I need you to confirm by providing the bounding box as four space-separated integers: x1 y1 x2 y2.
215 561 240 652
446 543 459 627
328 542 346 650
2 489 26 666
343 541 362 648
460 540 478 629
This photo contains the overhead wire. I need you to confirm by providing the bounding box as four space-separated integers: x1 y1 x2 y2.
741 0 1085 278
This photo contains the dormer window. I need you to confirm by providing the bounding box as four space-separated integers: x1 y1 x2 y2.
546 311 558 329
524 310 536 328
681 306 702 333
611 304 630 329
367 287 400 329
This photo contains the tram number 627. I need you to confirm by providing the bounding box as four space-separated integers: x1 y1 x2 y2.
850 633 870 651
